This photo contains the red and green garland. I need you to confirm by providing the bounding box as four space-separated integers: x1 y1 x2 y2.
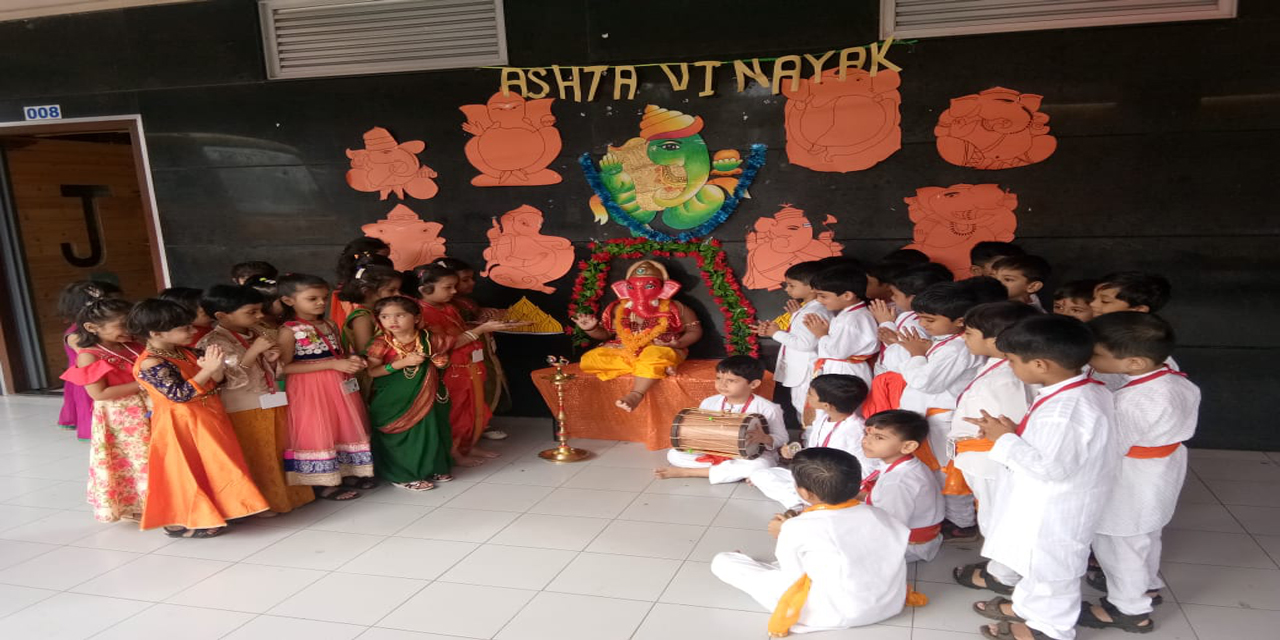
566 238 759 357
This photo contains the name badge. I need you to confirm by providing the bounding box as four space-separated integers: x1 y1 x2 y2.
341 378 360 394
471 349 484 363
259 391 288 409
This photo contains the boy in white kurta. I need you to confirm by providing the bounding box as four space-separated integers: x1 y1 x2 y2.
756 261 831 424
890 283 985 537
963 314 1119 640
805 266 879 387
870 263 953 376
1078 312 1199 633
858 409 944 562
750 374 872 510
714 447 907 636
657 355 787 484
1087 272 1178 390
950 302 1038 539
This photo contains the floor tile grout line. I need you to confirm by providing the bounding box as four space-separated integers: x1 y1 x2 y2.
1192 468 1280 571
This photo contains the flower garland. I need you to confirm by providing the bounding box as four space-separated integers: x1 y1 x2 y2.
567 238 759 357
579 143 768 242
615 300 671 356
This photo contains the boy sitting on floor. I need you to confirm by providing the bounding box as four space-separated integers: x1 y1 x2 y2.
750 374 871 510
656 355 787 483
713 447 908 636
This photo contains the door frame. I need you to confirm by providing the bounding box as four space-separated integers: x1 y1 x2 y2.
0 114 169 395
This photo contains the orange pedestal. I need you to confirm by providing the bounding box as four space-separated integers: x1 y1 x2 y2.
531 359 775 450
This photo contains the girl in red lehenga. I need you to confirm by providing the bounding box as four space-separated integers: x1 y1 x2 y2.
415 264 517 467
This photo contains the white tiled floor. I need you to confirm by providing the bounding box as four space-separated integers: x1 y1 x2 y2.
1 395 1279 639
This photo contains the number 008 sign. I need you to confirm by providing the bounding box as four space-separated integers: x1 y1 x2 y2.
23 105 62 121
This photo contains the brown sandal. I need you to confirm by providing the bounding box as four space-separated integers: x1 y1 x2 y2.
974 597 1024 623
980 621 1051 640
954 562 1015 595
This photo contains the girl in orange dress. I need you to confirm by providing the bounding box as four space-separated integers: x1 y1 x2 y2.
433 257 510 441
126 299 268 538
415 264 513 467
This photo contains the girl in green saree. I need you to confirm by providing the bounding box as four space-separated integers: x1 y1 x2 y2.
364 296 454 491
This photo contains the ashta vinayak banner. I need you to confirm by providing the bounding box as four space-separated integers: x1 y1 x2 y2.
492 37 907 102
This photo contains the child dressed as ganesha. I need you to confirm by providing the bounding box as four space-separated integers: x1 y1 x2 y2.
572 260 703 411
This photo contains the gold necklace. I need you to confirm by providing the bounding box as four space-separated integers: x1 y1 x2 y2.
387 333 424 379
148 345 186 361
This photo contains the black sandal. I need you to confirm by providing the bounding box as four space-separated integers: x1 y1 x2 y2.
164 526 225 539
981 621 1051 640
342 476 380 490
1085 570 1164 606
314 486 362 501
1078 598 1155 634
954 562 1015 595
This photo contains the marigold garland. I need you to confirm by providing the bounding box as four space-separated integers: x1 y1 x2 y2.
615 300 671 356
567 238 759 357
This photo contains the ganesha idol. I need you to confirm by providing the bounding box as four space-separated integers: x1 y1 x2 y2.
934 87 1057 170
572 260 703 412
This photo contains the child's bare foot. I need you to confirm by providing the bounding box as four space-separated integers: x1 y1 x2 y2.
664 366 678 376
616 391 644 412
473 446 501 459
454 455 486 467
654 466 701 480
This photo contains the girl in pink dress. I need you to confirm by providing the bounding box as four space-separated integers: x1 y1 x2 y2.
56 280 123 439
59 298 150 522
275 273 375 501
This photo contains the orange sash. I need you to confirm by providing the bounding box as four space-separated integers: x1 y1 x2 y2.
811 354 876 379
862 372 906 417
1126 443 1181 459
909 522 943 544
768 498 861 637
954 437 995 454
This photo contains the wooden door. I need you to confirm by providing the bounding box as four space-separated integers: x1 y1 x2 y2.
4 136 159 388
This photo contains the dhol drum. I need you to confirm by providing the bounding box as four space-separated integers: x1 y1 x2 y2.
670 408 772 460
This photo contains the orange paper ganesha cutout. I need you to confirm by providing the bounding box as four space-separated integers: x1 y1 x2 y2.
935 87 1057 170
346 127 439 200
481 205 574 294
783 68 902 172
460 92 563 187
361 204 448 270
743 205 842 290
903 184 1018 278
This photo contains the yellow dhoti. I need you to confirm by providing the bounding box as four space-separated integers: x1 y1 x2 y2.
580 345 685 381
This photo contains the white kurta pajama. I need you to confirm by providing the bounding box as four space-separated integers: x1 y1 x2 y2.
898 333 984 527
949 358 1035 535
665 394 788 484
750 412 879 510
814 302 879 387
864 455 944 562
1093 368 1200 616
982 374 1119 640
712 503 908 633
874 310 924 376
770 300 833 421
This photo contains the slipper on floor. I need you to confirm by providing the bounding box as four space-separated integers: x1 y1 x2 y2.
974 597 1024 623
980 621 1051 640
314 486 361 501
1078 598 1155 634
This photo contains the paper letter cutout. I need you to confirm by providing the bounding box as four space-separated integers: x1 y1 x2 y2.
526 68 552 98
868 36 901 75
771 55 803 94
902 184 1018 278
552 65 581 102
614 66 638 100
743 204 842 290
782 68 901 172
733 58 770 92
460 92 563 187
694 61 721 97
480 204 574 294
345 127 439 200
660 63 690 91
361 204 448 270
500 68 526 97
935 87 1057 170
583 65 608 101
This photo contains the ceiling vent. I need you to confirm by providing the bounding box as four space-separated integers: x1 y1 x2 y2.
259 0 507 80
881 0 1237 39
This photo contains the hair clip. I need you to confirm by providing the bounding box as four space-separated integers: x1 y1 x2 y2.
354 267 366 280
